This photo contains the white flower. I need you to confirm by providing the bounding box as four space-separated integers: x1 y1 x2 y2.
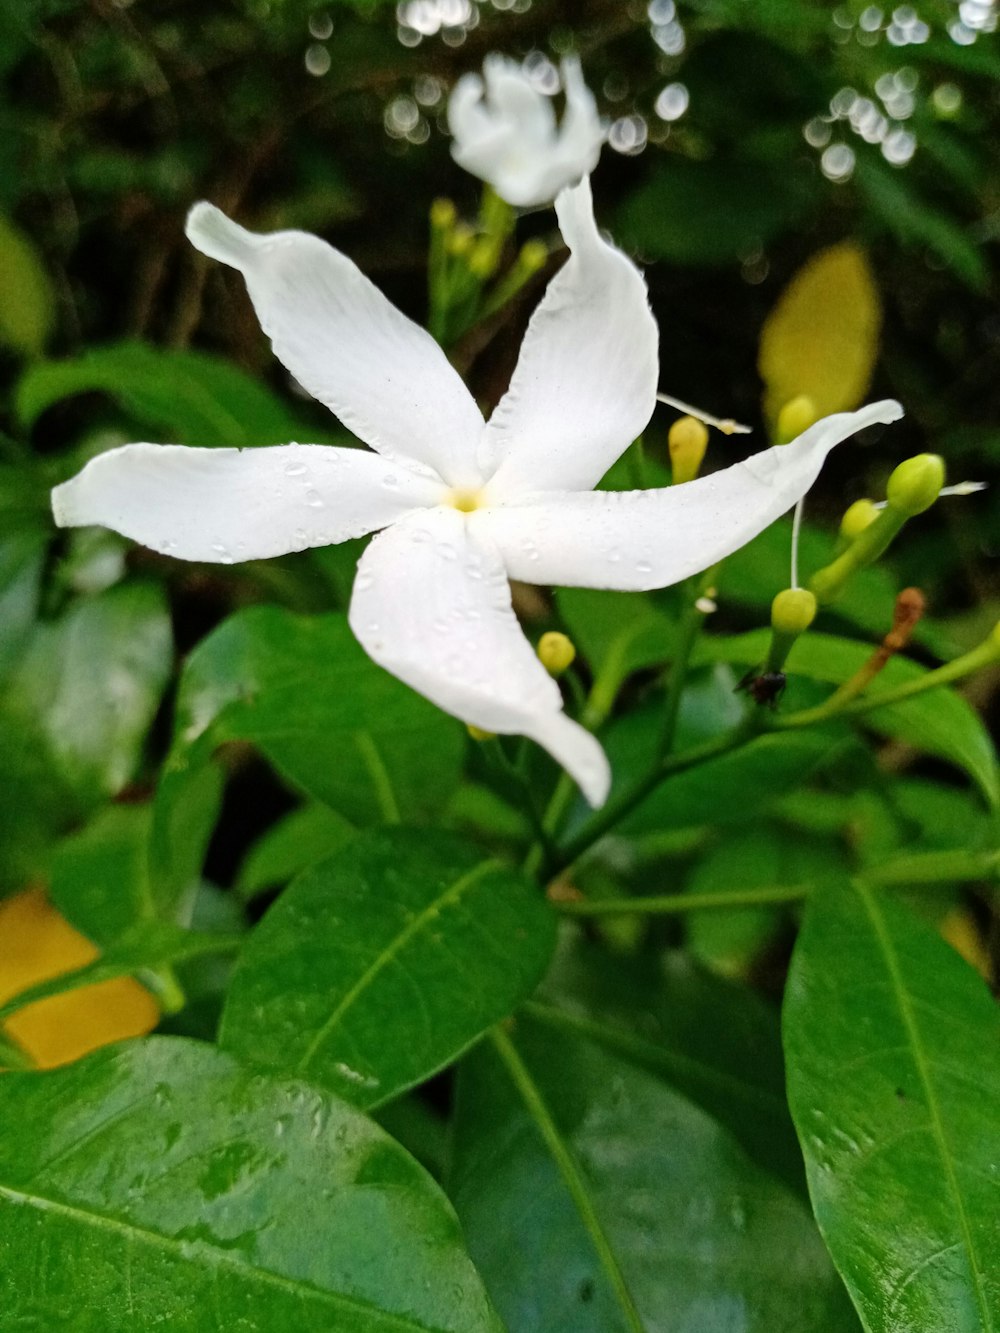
51 180 902 808
448 55 605 207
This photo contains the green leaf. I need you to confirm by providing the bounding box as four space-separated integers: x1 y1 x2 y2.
16 340 330 447
49 803 155 945
701 630 999 805
235 802 356 902
220 828 555 1108
554 588 675 678
0 528 47 680
171 605 464 825
149 740 226 918
534 929 806 1193
0 1037 502 1331
448 1016 858 1332
783 881 1000 1332
0 213 55 356
5 581 173 805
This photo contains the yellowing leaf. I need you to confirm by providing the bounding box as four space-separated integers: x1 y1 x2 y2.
0 214 55 357
0 888 158 1069
759 242 881 431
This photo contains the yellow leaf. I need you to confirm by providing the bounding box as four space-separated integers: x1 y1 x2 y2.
759 242 881 431
0 888 158 1069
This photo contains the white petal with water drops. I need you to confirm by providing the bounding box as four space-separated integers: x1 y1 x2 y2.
51 443 444 563
348 506 611 806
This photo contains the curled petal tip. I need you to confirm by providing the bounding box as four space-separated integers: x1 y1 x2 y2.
185 201 258 268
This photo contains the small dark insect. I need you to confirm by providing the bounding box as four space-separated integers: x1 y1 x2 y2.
736 668 787 709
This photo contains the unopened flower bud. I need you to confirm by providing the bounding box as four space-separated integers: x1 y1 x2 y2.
431 197 457 230
990 621 1000 652
668 415 709 486
518 239 548 273
447 223 475 257
776 395 818 445
840 498 880 541
771 587 817 636
537 631 576 676
886 454 946 517
467 724 495 742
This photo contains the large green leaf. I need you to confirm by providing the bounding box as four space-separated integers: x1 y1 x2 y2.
49 803 155 945
5 581 173 804
220 828 555 1108
171 605 464 825
0 1037 502 1331
700 630 999 805
448 1016 857 1333
16 340 325 447
534 929 805 1193
784 881 1000 1332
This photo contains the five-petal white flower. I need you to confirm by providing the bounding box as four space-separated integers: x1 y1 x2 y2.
448 55 605 207
51 179 902 808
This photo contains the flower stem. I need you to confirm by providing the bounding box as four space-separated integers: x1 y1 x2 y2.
775 636 1000 730
654 571 714 765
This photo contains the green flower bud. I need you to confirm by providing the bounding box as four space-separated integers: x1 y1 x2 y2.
771 587 817 636
537 631 576 676
447 223 475 257
776 395 818 445
430 197 457 230
518 239 548 273
840 498 880 541
668 415 709 486
886 454 946 517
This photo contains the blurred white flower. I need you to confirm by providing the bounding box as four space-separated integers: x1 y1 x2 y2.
52 185 902 806
447 54 605 206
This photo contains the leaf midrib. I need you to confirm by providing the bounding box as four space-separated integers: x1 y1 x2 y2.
295 859 501 1075
0 1184 441 1331
856 882 995 1332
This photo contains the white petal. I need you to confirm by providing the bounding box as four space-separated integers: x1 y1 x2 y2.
478 401 904 590
185 204 485 489
51 442 443 563
480 177 659 496
348 507 610 806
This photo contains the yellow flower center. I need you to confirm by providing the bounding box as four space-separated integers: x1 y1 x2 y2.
447 488 486 513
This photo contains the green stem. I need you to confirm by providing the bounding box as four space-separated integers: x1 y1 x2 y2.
809 505 907 603
775 638 1000 730
553 847 1000 918
553 720 756 875
489 1026 646 1333
655 576 709 765
555 884 810 917
482 739 557 869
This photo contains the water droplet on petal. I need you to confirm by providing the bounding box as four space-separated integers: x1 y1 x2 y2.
284 461 308 476
382 474 399 489
607 548 623 563
635 559 653 575
305 489 324 508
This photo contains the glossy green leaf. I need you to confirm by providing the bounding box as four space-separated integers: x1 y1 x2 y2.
0 1037 502 1331
701 630 999 804
448 1016 857 1333
554 587 675 678
5 581 173 805
149 740 225 918
0 528 47 679
220 828 555 1108
534 929 805 1193
172 606 464 825
784 881 1000 1332
17 340 325 446
235 802 356 902
49 803 155 945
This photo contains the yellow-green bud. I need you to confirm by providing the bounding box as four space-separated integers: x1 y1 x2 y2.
668 415 709 486
776 395 818 445
467 724 495 742
990 622 1000 651
468 239 496 278
537 631 576 676
518 239 548 273
447 223 475 257
771 587 817 636
886 453 946 517
840 498 880 541
431 197 457 230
